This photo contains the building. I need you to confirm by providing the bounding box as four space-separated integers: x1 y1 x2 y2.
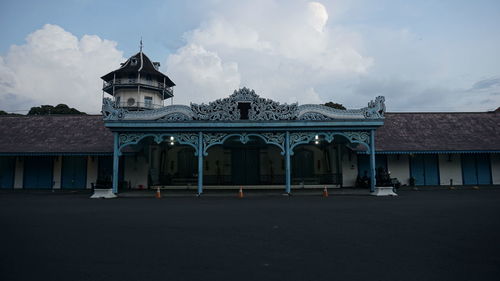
1 51 499 193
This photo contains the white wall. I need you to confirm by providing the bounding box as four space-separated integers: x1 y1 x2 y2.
115 88 163 108
86 156 98 189
438 154 462 186
491 154 500 185
342 149 358 187
387 155 410 185
52 156 62 189
13 157 23 189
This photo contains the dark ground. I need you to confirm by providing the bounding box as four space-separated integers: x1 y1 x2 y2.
1 189 499 281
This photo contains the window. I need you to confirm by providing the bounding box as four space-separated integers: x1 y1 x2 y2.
128 73 135 83
237 102 251 120
130 58 138 66
144 96 153 108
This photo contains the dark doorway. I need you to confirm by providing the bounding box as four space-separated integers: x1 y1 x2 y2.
178 148 197 178
23 156 54 189
292 148 314 181
231 148 260 185
462 154 491 185
410 154 439 186
0 157 16 189
61 156 87 189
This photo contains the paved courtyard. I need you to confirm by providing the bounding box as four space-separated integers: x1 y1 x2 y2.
1 189 499 281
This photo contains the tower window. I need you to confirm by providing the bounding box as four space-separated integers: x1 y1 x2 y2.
144 96 153 108
131 58 138 66
128 73 135 83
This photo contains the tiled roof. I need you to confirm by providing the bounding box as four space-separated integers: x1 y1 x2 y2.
0 115 113 154
101 52 175 86
376 112 500 152
1 112 499 154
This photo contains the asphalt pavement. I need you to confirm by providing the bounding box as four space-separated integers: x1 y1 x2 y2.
1 189 499 281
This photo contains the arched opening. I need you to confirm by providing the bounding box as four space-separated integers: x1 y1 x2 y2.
118 135 198 189
289 133 368 188
204 135 285 187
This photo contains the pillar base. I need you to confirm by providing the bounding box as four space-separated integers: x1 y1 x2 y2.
90 188 118 199
370 187 398 196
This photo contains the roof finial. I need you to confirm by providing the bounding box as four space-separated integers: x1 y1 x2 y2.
140 37 143 53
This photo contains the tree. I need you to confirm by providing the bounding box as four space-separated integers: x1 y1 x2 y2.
324 102 346 110
0 110 22 116
28 104 86 115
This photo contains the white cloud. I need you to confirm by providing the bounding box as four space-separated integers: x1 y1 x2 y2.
166 44 240 104
166 1 373 105
0 24 124 113
307 2 329 32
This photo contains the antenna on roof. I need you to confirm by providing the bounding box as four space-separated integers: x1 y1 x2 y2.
139 37 143 53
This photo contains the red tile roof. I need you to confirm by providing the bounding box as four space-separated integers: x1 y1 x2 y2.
0 115 113 154
1 111 499 154
376 112 500 152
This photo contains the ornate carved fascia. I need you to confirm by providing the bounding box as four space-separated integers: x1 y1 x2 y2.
191 88 299 121
117 132 199 155
297 96 386 120
344 131 370 144
102 90 385 122
102 98 128 121
102 98 195 121
202 132 286 156
288 131 371 154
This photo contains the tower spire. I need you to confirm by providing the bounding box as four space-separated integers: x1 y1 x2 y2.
139 37 143 53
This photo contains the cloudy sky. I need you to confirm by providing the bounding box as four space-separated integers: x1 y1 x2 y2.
1 0 499 114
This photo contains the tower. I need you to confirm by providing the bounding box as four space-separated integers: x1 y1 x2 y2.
101 47 175 110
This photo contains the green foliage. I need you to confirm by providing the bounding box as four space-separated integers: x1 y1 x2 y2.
324 102 346 110
0 110 22 116
28 104 86 115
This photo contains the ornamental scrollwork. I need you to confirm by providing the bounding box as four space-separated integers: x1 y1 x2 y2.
289 132 335 152
344 131 370 143
191 88 299 121
298 112 331 120
261 133 285 147
119 133 144 147
102 98 128 120
117 133 200 155
103 89 385 121
159 113 192 121
173 133 199 147
297 96 385 120
191 100 239 121
362 96 385 118
202 132 287 155
202 133 228 155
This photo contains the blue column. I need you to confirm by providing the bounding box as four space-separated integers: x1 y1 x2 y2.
197 132 203 195
285 131 291 194
112 132 120 194
369 129 376 192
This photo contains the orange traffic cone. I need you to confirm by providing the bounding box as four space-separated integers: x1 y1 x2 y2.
238 186 244 198
155 187 161 199
322 186 329 197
